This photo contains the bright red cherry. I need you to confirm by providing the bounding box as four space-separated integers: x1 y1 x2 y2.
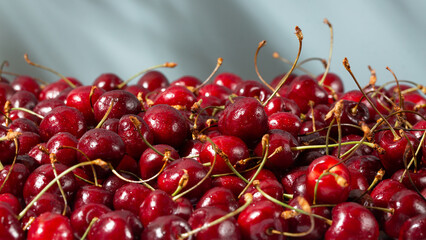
66 85 105 126
93 89 142 122
93 73 124 91
213 72 243 91
137 70 170 91
27 212 73 240
286 75 328 114
153 85 197 109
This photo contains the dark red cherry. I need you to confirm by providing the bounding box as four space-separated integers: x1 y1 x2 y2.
237 200 287 240
33 98 65 117
254 129 299 170
398 214 426 240
0 82 15 113
211 176 247 198
331 134 374 158
153 85 197 109
198 83 232 104
66 85 105 126
70 203 112 239
325 202 379 240
188 206 241 240
143 104 190 149
102 172 139 194
0 125 18 165
196 187 239 213
11 75 41 97
174 197 193 221
376 130 419 175
179 139 203 162
8 109 41 125
199 135 249 174
286 75 328 113
370 179 406 208
93 73 124 91
26 192 69 217
77 128 125 171
73 185 113 210
23 163 77 203
93 89 142 122
0 202 24 240
384 189 426 238
345 155 382 183
124 84 150 98
213 72 243 91
158 158 212 202
141 215 192 240
137 70 170 91
139 189 176 227
8 118 39 134
0 163 29 198
0 193 21 214
17 131 41 155
391 169 426 193
100 118 120 132
316 72 344 94
46 132 78 166
38 80 73 101
234 80 272 102
239 179 284 205
268 112 301 138
27 212 73 240
218 97 268 144
263 96 301 117
306 155 351 204
88 210 143 240
27 143 50 165
270 72 298 94
171 75 202 88
139 144 180 181
9 90 38 110
280 166 308 194
39 106 87 142
113 183 151 213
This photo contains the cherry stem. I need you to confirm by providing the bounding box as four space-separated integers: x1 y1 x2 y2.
117 62 177 89
238 134 269 199
343 58 400 141
292 140 376 151
80 217 99 240
194 57 223 91
108 164 155 191
10 107 44 119
24 53 76 88
355 169 385 201
272 52 316 78
89 86 97 114
254 180 332 225
313 171 348 205
318 18 333 86
18 159 107 220
50 155 68 216
171 169 189 197
179 193 253 239
95 98 117 129
386 66 404 111
401 130 426 177
254 40 275 92
325 118 335 155
263 26 303 107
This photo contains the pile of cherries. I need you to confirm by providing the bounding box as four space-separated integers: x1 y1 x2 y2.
1 38 426 239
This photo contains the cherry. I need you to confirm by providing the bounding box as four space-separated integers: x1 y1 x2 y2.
233 80 272 102
93 89 142 122
102 171 139 193
237 200 287 240
46 132 78 166
153 85 197 109
171 75 202 88
117 114 154 160
0 163 30 198
38 80 74 101
254 129 299 170
124 84 150 98
179 139 203 162
188 206 241 240
384 189 426 238
27 212 73 240
116 154 139 175
65 85 106 126
376 130 419 175
306 155 351 204
196 187 239 213
331 134 374 158
270 72 298 95
100 118 120 132
174 197 194 221
280 166 308 194
263 96 301 117
32 98 65 117
286 75 328 114
139 144 180 181
0 193 21 214
25 192 68 217
88 210 143 240
93 73 124 91
10 75 41 97
39 106 87 142
9 90 38 110
213 72 243 91
267 112 301 138
391 169 426 191
345 155 382 183
8 109 41 125
158 157 212 202
137 70 170 91
23 163 77 204
198 83 232 104
70 203 112 239
239 179 284 205
200 135 249 174
211 175 247 199
143 104 190 149
8 118 39 134
325 202 379 240
141 215 192 240
73 185 113 210
218 97 268 144
0 202 24 240
27 143 50 165
316 72 344 94
398 214 426 240
370 178 406 208
17 131 41 155
0 125 19 165
113 183 151 213
139 189 176 227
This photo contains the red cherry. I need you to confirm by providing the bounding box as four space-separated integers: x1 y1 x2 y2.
66 85 105 126
370 179 406 208
73 185 113 210
9 90 38 110
196 187 239 213
17 131 41 155
140 215 192 240
233 80 272 102
153 85 197 109
306 155 351 204
8 118 39 134
0 202 24 240
325 202 379 240
139 189 176 227
0 193 21 214
93 73 124 91
263 96 301 117
11 75 41 97
46 132 78 166
27 212 73 240
198 83 232 104
211 176 246 199
213 72 243 91
139 144 180 181
268 112 301 138
70 203 112 239
398 214 426 240
171 75 202 88
316 72 344 93
93 89 142 122
0 125 19 165
113 183 151 213
88 210 143 240
286 75 328 113
33 98 65 117
137 70 170 91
